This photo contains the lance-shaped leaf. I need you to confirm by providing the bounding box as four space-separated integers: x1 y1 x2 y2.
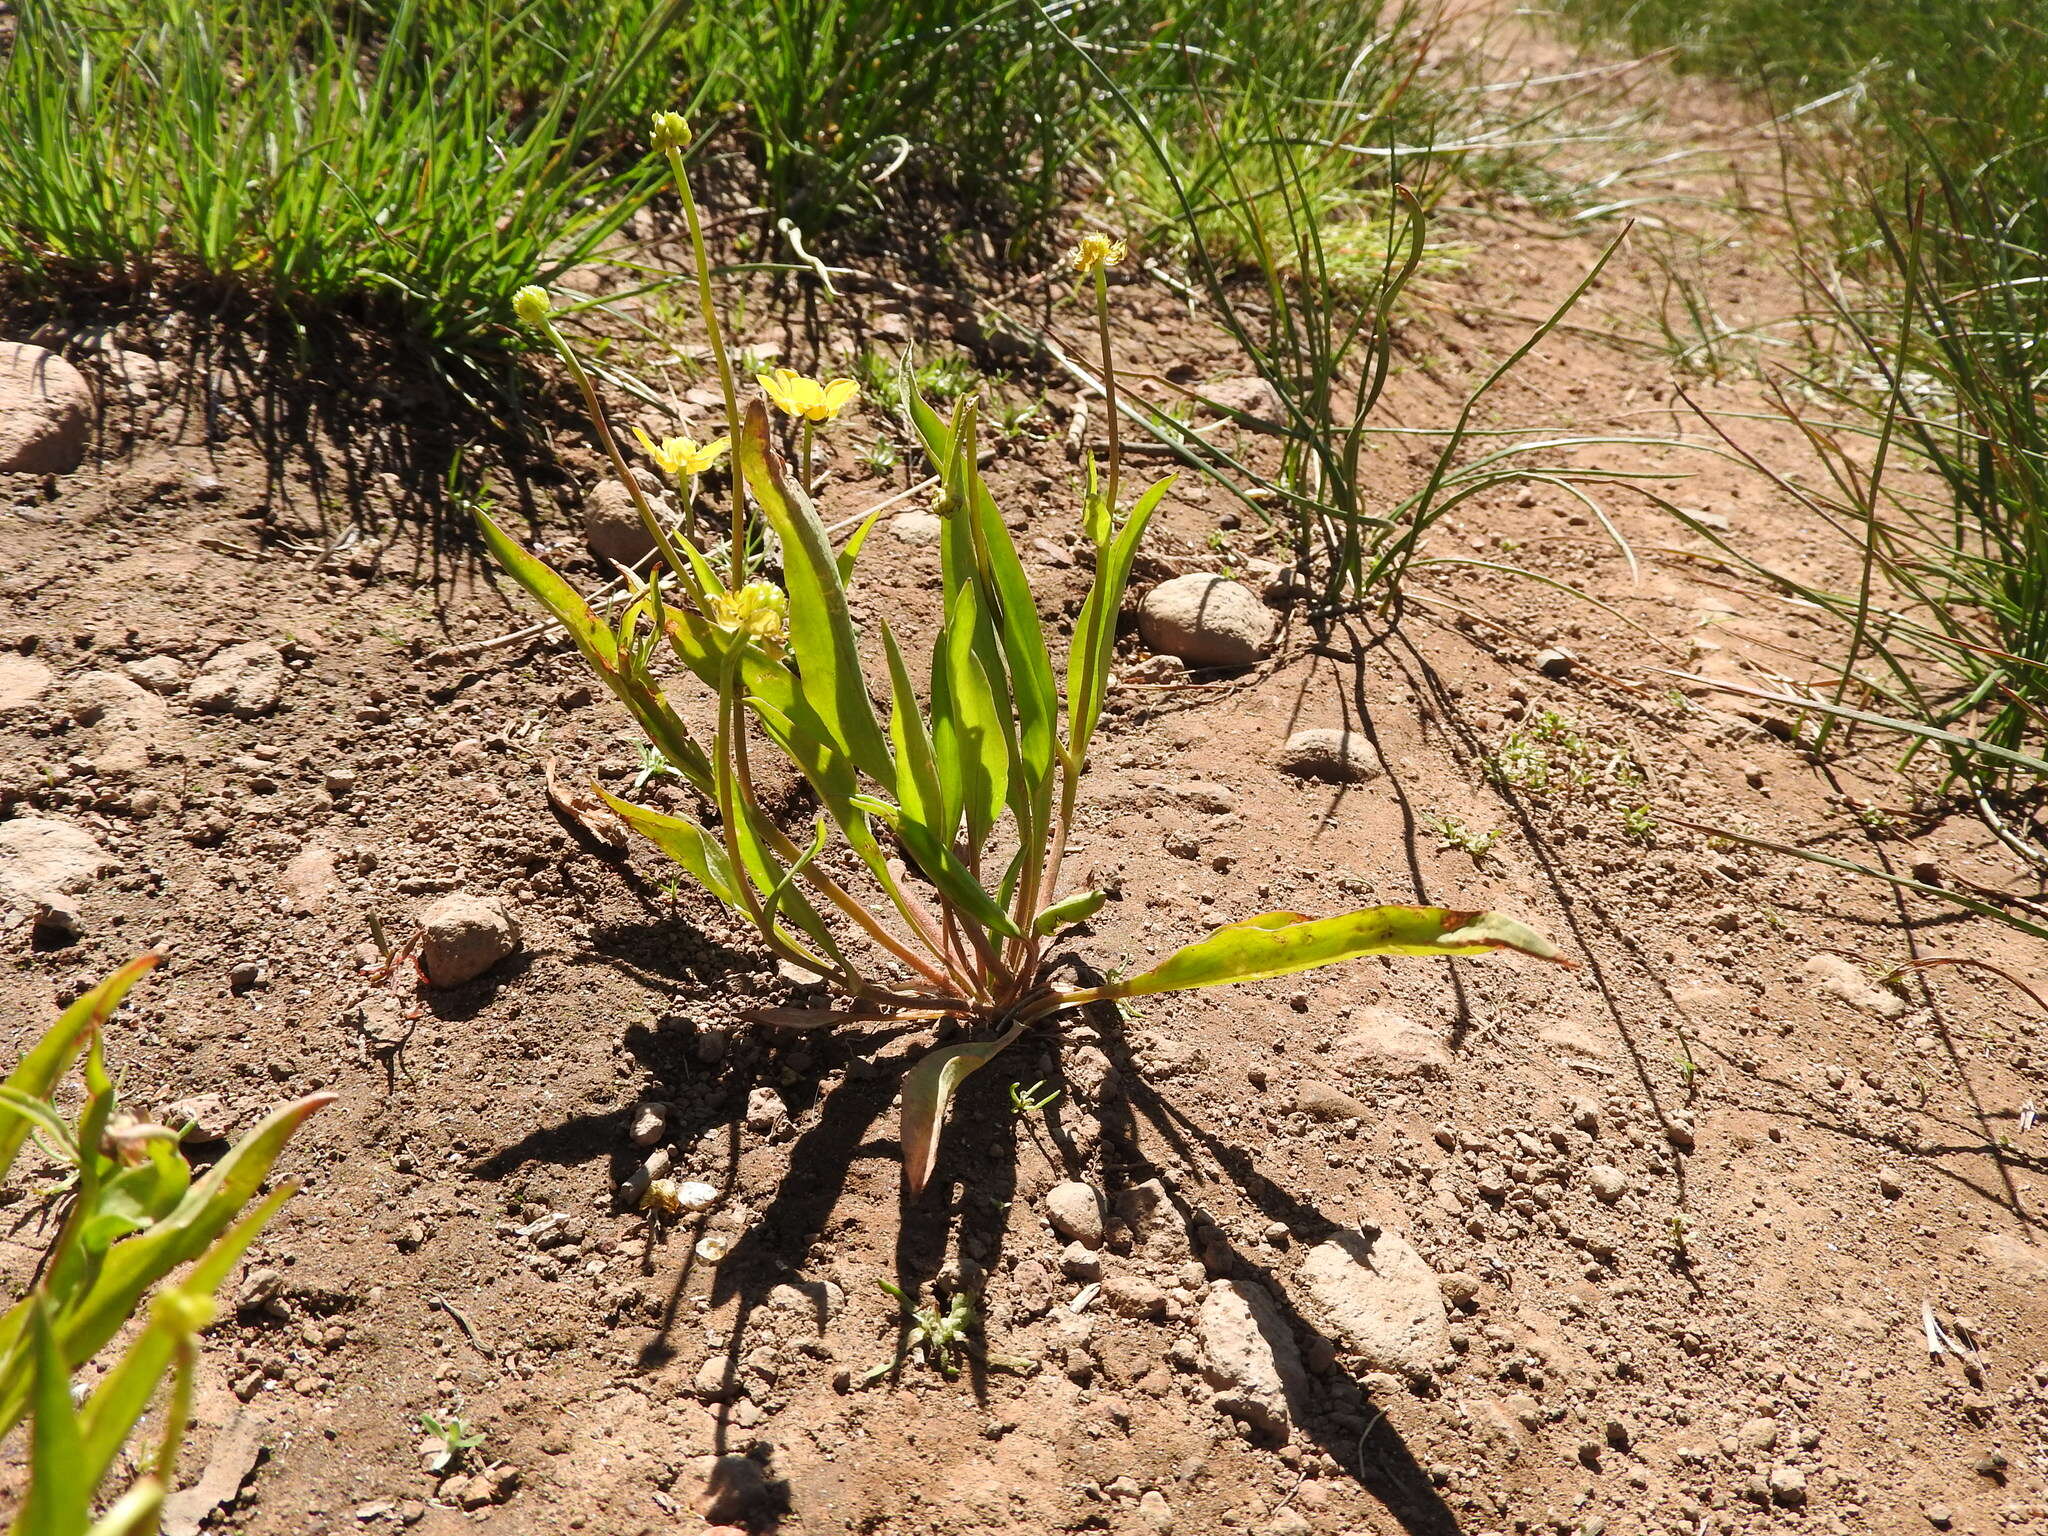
0 954 157 1185
901 1021 1026 1196
855 796 1023 942
20 1296 87 1536
595 788 745 910
734 402 895 787
1066 476 1172 763
476 509 713 794
1071 907 1569 1003
76 1185 292 1494
84 1480 164 1536
0 1093 335 1435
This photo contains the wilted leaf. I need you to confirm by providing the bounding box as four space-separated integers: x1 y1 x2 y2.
901 1022 1026 1196
544 758 629 851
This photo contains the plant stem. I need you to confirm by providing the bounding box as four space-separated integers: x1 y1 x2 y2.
1093 264 1121 514
664 141 746 583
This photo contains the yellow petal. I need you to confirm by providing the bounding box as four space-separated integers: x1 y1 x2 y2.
820 379 858 416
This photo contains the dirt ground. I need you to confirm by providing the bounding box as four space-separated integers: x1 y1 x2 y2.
3 13 2046 1536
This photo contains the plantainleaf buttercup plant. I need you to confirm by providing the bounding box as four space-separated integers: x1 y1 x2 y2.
483 113 1572 1196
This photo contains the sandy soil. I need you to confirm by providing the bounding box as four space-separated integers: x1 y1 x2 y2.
2 13 2045 1536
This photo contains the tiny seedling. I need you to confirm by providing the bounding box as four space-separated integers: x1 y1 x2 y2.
1674 1051 1700 1090
1424 813 1502 860
864 1281 977 1383
630 743 685 792
1008 1079 1061 1115
419 1412 486 1473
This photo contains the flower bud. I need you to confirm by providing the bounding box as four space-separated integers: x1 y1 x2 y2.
512 285 552 326
651 111 692 153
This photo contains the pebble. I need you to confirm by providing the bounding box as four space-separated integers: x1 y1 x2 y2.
1061 1241 1102 1280
1585 1164 1629 1203
1100 1275 1167 1320
121 655 186 695
1138 1488 1175 1532
322 767 358 797
889 510 942 546
583 479 667 566
0 817 117 923
1045 1180 1105 1248
1534 647 1577 678
31 892 82 943
1878 1168 1904 1199
1330 1007 1449 1077
189 641 285 718
1137 573 1275 669
1293 1080 1369 1122
1298 1229 1450 1378
1278 727 1381 784
745 1087 787 1133
1767 1465 1807 1507
417 893 521 987
630 1101 669 1146
1198 1278 1308 1442
0 342 91 474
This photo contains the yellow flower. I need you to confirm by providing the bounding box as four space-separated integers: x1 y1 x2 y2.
709 580 789 645
1070 232 1128 275
651 111 692 154
512 285 552 326
633 425 729 479
757 368 858 423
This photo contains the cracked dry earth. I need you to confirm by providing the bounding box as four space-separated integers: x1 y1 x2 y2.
3 20 2048 1536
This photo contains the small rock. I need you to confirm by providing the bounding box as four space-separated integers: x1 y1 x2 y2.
0 654 52 715
64 670 166 776
31 892 82 943
1585 1164 1629 1203
1534 647 1577 679
1330 1008 1450 1078
1101 1275 1167 1319
1437 1271 1481 1308
1767 1465 1806 1507
322 767 358 797
1298 1229 1450 1378
694 1454 774 1525
630 1102 669 1146
122 655 186 694
1046 1181 1105 1247
1199 1279 1308 1442
1278 728 1380 784
584 480 667 566
0 342 92 474
1924 1503 1953 1528
889 511 943 546
189 642 285 718
1060 1241 1102 1280
0 817 117 923
1138 573 1274 669
280 846 338 916
745 1086 787 1133
417 893 520 987
1138 1488 1175 1532
1739 1416 1779 1452
1877 1168 1904 1199
1803 953 1907 1019
694 1357 738 1402
1294 1080 1369 1122
1195 375 1284 427
1267 1509 1312 1536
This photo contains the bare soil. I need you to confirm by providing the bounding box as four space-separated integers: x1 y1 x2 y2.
3 17 2045 1536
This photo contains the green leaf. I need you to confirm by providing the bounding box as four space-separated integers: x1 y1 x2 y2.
854 798 1024 942
837 504 886 586
1084 906 1568 1002
930 610 1008 852
83 1480 164 1536
77 1184 293 1492
594 788 745 910
22 1296 87 1536
476 508 714 795
0 954 157 1186
1033 888 1106 936
900 1021 1026 1196
879 623 944 836
1066 476 1171 763
734 402 895 786
0 1094 334 1437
